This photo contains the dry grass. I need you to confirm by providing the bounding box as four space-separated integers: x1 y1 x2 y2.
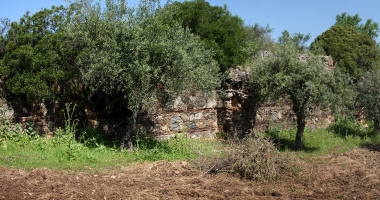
192 136 298 181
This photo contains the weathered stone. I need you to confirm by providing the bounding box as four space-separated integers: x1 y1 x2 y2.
196 121 205 129
277 112 283 119
206 99 217 108
171 116 182 123
180 114 189 122
188 122 197 129
89 120 98 126
271 112 278 120
207 119 215 126
170 124 180 131
195 113 202 120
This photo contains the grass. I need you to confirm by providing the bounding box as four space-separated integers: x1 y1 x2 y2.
0 131 221 172
1 104 379 173
0 103 221 172
258 117 380 158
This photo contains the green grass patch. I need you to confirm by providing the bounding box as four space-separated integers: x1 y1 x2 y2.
0 130 220 171
257 117 380 158
0 104 221 171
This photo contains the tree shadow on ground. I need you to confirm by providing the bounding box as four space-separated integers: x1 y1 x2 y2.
360 142 380 152
265 129 318 153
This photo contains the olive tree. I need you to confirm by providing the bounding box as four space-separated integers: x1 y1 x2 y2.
66 0 221 149
248 38 344 151
0 18 10 35
356 70 380 134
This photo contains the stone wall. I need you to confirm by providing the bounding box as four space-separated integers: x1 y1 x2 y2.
0 55 336 139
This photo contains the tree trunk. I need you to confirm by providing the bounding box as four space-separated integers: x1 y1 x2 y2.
295 114 305 151
121 108 139 151
375 117 380 135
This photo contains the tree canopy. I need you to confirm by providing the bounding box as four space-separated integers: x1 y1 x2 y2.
0 5 80 103
0 18 11 36
248 38 345 151
335 12 380 39
312 25 380 79
278 30 310 53
170 0 247 72
243 23 274 58
356 70 380 134
65 0 221 148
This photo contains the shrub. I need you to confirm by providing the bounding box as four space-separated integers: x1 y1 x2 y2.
196 136 295 181
356 70 380 133
311 25 380 79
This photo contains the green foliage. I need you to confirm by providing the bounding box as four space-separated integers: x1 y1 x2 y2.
0 18 11 59
170 0 247 72
335 12 380 39
260 120 379 158
0 5 81 103
0 128 221 170
329 117 375 139
243 23 275 59
312 25 380 79
66 0 221 146
248 39 345 150
80 127 108 148
355 70 380 133
278 30 311 53
0 18 11 35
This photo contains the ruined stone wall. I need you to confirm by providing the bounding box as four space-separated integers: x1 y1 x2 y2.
0 55 336 139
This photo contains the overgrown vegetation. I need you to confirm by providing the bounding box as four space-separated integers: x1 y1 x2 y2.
193 136 296 181
170 0 248 72
311 25 380 79
247 38 347 151
0 103 221 170
261 117 380 157
1 0 380 184
355 70 380 133
0 5 81 103
335 12 380 39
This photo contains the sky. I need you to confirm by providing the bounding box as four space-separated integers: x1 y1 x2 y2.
1 0 380 46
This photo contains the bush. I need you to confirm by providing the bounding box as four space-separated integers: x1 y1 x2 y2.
311 25 380 79
356 70 380 133
196 136 295 181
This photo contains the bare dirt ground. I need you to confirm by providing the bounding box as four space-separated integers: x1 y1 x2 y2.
0 144 379 200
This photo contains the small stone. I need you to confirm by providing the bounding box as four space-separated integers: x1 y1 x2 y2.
197 122 205 128
206 99 217 108
188 122 197 129
181 161 189 168
171 116 182 123
180 114 190 121
195 113 202 120
170 124 180 131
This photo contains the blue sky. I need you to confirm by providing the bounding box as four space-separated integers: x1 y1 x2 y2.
1 0 380 45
